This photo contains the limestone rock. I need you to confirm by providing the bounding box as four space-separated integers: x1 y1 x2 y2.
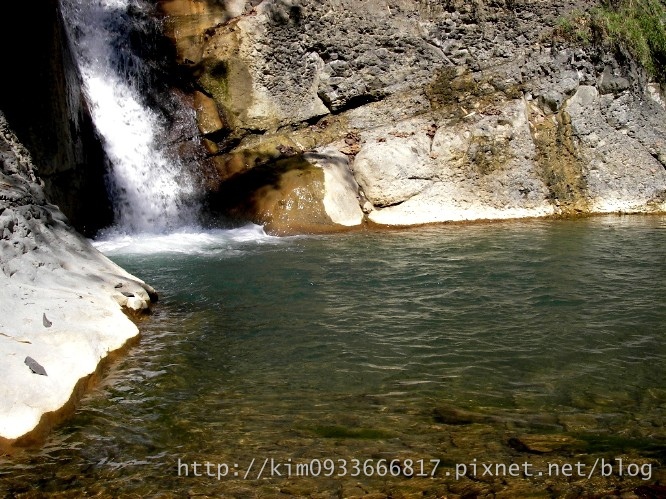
565 86 666 213
0 113 157 447
209 150 365 235
353 133 432 209
352 100 556 226
598 66 631 95
159 0 233 64
193 91 225 137
252 164 332 236
198 12 330 133
304 149 364 227
647 83 666 110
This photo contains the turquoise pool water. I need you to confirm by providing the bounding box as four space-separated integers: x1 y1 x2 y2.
1 216 665 497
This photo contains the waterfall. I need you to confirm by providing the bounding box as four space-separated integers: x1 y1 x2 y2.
60 0 199 234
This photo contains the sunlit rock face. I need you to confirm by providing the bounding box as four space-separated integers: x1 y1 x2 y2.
0 112 157 447
159 0 247 65
0 0 111 236
162 0 666 232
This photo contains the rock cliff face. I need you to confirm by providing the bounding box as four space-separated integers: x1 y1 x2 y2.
0 0 112 237
162 0 666 233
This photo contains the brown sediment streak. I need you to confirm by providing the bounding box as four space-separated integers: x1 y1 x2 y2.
0 333 32 344
530 109 590 214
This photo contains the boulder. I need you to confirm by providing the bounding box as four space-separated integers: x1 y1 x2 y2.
208 153 362 235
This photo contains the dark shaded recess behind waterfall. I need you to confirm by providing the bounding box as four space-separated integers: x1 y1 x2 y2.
111 0 193 125
95 0 210 224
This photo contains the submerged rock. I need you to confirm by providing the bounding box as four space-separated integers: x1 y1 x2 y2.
507 434 587 454
433 406 493 426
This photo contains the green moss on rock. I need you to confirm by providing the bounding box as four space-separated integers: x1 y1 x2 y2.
556 0 666 83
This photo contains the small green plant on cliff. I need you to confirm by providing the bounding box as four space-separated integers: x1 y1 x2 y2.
556 0 666 82
555 11 593 44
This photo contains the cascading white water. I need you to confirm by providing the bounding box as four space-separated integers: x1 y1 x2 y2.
61 0 199 234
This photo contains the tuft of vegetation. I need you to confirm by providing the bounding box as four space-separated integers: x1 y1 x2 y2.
555 0 666 82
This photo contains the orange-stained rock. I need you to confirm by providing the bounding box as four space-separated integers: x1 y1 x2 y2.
254 166 334 236
193 90 225 136
158 0 230 64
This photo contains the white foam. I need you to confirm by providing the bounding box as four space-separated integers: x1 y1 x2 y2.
92 225 278 256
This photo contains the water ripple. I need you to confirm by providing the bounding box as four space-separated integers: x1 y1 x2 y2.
2 216 665 496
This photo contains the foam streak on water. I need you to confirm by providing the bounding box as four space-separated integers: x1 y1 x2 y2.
61 0 198 233
92 224 278 256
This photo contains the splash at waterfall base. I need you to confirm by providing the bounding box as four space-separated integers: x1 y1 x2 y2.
0 115 157 450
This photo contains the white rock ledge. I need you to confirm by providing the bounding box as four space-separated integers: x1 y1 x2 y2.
0 232 157 447
0 113 157 448
0 271 153 444
305 149 365 227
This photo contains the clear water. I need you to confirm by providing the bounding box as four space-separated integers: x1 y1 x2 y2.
1 216 665 497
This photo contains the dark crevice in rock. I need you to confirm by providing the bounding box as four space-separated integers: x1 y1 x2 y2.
375 199 407 209
326 93 387 115
407 176 436 181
